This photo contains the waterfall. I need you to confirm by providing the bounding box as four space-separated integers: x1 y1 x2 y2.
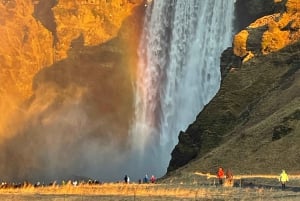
130 0 235 178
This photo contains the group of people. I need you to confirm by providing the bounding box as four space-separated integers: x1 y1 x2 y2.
217 167 233 186
124 174 156 184
216 167 289 190
143 174 156 183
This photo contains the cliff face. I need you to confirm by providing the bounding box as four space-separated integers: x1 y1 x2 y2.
0 0 142 100
168 0 300 174
0 1 53 99
0 0 144 180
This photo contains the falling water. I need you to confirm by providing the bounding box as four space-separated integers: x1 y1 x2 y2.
130 0 235 178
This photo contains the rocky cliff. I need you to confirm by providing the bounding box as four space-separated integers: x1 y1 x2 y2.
168 0 300 175
0 0 144 180
0 0 142 99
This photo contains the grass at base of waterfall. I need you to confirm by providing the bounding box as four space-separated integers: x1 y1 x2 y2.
1 172 300 201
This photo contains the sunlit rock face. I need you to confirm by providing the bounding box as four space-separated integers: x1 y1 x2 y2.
221 0 300 76
52 0 143 60
233 0 300 60
0 1 53 100
0 0 143 181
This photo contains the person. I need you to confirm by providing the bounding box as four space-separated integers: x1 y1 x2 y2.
124 175 129 184
225 169 234 186
72 180 78 186
143 174 149 183
150 175 156 183
279 170 289 190
217 167 225 186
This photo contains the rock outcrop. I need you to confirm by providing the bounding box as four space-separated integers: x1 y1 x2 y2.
234 0 300 60
168 0 300 174
221 0 300 78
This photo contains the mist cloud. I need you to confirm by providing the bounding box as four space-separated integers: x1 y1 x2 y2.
0 83 132 182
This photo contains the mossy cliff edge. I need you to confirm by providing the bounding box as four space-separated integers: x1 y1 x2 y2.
168 0 300 175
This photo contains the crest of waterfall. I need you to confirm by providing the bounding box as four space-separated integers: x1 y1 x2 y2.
129 0 235 178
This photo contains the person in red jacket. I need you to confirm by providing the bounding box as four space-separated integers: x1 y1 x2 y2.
217 167 225 185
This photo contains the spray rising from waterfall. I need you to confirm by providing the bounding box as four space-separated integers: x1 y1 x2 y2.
130 0 235 178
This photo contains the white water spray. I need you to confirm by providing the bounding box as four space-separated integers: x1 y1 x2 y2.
130 0 235 178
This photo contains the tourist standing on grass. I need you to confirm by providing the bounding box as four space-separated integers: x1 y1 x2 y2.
144 174 149 183
279 170 289 190
124 175 129 184
150 175 156 183
225 169 234 186
217 167 225 185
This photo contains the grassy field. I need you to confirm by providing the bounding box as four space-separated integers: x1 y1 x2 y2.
1 173 300 201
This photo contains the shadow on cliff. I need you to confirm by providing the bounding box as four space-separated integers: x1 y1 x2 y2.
234 0 287 31
33 0 58 44
0 3 146 182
